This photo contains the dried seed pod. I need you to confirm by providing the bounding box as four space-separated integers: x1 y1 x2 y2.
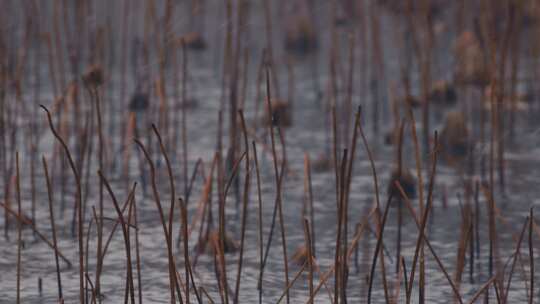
195 230 238 254
387 168 417 201
440 111 470 165
311 153 333 172
265 99 292 128
429 80 457 106
290 245 311 266
82 65 104 88
183 32 207 50
129 91 149 112
453 31 489 87
284 16 318 55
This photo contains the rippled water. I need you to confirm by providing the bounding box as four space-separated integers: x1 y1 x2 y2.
2 1 540 303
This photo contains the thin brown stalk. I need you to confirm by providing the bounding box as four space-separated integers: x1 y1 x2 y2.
335 149 348 302
304 153 315 253
85 273 97 304
467 276 497 304
233 110 250 303
99 174 136 304
134 138 179 303
151 124 182 303
503 217 529 304
395 182 463 303
304 219 314 304
180 198 202 304
131 192 143 304
43 156 63 299
41 105 84 304
341 106 363 297
393 254 405 304
85 216 94 304
100 190 136 263
260 67 290 303
276 263 308 304
86 74 105 304
529 208 534 304
0 199 72 266
367 193 394 304
253 141 264 304
331 106 339 206
358 105 390 304
200 286 216 304
406 131 439 304
16 152 21 304
305 207 377 304
180 40 189 200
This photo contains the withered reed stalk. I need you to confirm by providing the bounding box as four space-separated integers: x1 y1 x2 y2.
367 193 393 304
253 141 264 304
120 0 130 116
43 156 63 300
87 80 105 303
180 40 189 201
0 200 73 266
180 198 202 304
259 67 290 303
307 207 376 303
99 190 135 261
85 273 97 304
254 51 265 125
132 194 143 304
334 149 348 302
469 213 474 284
233 110 250 303
304 219 314 304
41 105 84 304
395 183 463 303
199 286 216 304
99 174 136 304
358 105 390 303
262 0 280 98
503 217 529 304
215 109 230 304
529 208 534 304
134 138 180 303
344 32 356 143
467 276 497 304
393 254 405 303
52 0 66 92
85 216 93 304
474 181 480 258
304 153 316 253
43 33 58 98
16 152 21 304
276 263 308 304
406 131 439 304
369 0 384 135
177 160 202 248
152 124 181 301
331 103 339 208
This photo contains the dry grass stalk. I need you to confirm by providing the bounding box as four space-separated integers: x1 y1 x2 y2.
233 110 251 303
134 138 180 303
16 152 21 304
406 131 439 304
529 208 534 304
41 105 84 304
42 156 63 300
99 175 136 304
